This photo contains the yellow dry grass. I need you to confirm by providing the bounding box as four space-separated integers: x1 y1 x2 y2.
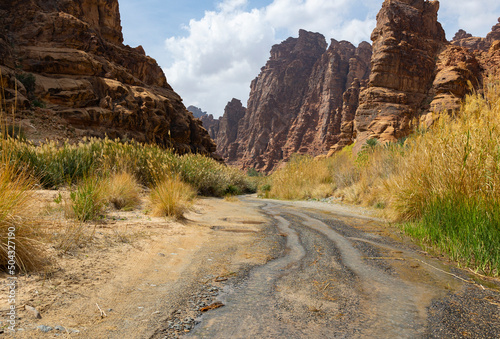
150 176 196 219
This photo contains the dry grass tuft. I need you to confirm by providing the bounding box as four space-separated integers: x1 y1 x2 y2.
266 154 334 200
0 164 45 271
150 176 196 219
105 172 142 210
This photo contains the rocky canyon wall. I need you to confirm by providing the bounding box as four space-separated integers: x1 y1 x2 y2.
0 0 215 154
205 0 500 171
353 0 500 151
212 30 371 172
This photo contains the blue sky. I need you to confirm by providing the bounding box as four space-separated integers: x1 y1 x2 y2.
119 0 500 117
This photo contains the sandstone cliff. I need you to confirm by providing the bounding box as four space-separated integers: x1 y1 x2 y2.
219 30 371 171
352 0 448 149
349 1 500 152
232 30 328 171
0 0 215 154
212 1 499 170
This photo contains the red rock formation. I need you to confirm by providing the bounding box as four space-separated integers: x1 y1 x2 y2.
282 40 371 158
219 31 371 171
350 2 500 152
477 18 500 79
426 45 482 116
216 99 246 160
230 30 328 171
0 0 215 154
353 0 448 150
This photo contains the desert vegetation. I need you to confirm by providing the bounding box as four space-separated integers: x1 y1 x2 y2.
261 83 500 276
0 126 255 271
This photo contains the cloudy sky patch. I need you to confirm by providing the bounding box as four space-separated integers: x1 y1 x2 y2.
120 0 500 117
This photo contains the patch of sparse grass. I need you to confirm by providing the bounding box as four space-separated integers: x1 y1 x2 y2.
150 176 196 219
224 195 239 202
53 221 92 254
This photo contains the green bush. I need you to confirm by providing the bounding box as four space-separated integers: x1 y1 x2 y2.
69 176 107 222
0 137 254 196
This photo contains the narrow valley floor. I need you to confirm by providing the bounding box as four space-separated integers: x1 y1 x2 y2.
1 195 499 338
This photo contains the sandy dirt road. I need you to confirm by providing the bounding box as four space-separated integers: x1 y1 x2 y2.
186 197 500 339
1 195 499 338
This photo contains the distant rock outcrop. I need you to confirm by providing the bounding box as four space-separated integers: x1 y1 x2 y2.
451 17 500 79
0 0 215 154
216 99 246 161
216 30 371 171
187 105 207 119
187 105 219 140
200 114 220 141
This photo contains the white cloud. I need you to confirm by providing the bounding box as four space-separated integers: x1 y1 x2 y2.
438 0 500 39
164 1 276 116
217 0 249 12
163 0 377 117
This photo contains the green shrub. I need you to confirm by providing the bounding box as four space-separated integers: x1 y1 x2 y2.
69 176 107 222
0 138 253 196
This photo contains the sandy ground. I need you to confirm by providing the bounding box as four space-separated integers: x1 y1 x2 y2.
1 193 499 338
0 192 280 338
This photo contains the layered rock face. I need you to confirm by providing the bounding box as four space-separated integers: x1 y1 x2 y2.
353 0 447 149
232 30 328 171
0 0 215 154
282 40 372 159
219 30 371 171
350 2 500 152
